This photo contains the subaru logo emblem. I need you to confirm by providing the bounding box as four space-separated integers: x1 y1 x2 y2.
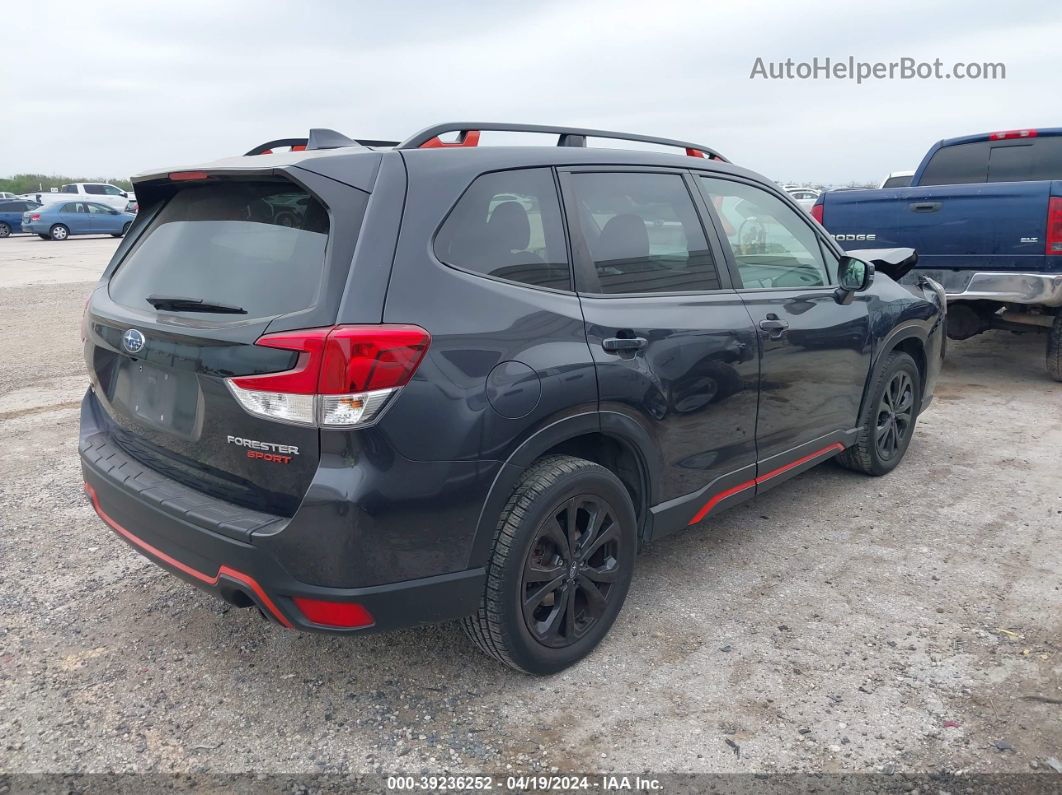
122 328 146 354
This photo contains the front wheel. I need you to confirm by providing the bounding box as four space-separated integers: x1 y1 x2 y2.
462 455 637 674
1048 313 1062 382
49 224 69 241
111 222 131 238
836 351 922 476
0 222 10 238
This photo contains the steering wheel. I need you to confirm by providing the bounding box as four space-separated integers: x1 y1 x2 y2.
737 216 767 255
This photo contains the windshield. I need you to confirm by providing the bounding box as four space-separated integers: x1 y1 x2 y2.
109 181 337 319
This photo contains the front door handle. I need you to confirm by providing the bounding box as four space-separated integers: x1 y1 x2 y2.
602 336 648 353
909 201 941 213
758 316 790 339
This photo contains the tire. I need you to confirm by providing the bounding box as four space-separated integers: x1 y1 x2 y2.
1048 313 1062 382
0 222 10 238
49 224 69 241
836 351 922 476
462 455 637 674
111 222 131 238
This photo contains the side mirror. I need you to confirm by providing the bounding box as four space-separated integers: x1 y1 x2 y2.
835 256 874 304
121 191 128 198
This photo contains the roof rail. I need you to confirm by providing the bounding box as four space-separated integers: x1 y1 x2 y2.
244 128 400 156
397 122 727 161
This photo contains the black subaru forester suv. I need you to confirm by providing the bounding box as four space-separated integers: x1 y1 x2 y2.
80 123 945 674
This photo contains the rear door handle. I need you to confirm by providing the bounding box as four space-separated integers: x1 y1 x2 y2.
909 201 941 213
602 337 648 352
758 316 789 338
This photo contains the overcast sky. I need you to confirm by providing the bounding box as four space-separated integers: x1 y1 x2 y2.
2 0 1059 185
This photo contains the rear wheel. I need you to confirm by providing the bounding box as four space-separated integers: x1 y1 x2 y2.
49 224 69 241
1048 313 1062 382
0 222 10 238
836 351 922 476
462 455 637 674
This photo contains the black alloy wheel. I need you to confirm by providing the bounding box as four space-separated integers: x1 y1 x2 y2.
522 495 623 648
875 370 914 461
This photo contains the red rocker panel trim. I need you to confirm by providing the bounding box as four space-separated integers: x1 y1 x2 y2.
688 443 845 525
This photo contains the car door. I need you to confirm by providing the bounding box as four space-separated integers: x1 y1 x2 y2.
87 202 118 233
560 167 760 528
697 175 872 477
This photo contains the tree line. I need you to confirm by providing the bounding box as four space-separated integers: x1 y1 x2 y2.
1 174 133 195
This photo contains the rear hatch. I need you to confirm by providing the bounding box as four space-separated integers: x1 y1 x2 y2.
85 177 367 516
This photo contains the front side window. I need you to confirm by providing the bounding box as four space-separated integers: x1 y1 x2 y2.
87 203 115 214
110 180 341 319
435 168 570 291
919 142 990 186
700 178 830 289
567 171 720 294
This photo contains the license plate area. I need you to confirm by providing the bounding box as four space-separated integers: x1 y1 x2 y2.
110 358 201 437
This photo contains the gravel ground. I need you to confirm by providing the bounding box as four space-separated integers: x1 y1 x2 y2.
0 240 1059 778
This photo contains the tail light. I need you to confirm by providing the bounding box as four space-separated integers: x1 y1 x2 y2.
811 202 824 225
29 213 41 222
226 325 430 428
1047 197 1062 255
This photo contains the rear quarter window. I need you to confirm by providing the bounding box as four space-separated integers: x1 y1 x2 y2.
434 168 572 291
109 181 346 319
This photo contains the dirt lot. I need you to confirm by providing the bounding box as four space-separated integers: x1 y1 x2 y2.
0 236 1059 777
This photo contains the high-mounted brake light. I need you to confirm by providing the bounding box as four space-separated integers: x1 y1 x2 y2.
811 202 824 225
1047 197 1062 256
226 325 431 427
988 129 1038 140
169 171 210 181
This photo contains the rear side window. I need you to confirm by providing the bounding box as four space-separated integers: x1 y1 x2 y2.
919 142 990 185
110 181 341 319
434 168 571 291
567 172 720 294
987 138 1062 182
881 175 912 189
84 184 104 195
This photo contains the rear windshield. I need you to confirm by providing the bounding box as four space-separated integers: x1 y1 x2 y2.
109 181 335 319
881 175 912 189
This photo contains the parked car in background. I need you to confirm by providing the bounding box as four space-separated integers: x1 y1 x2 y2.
785 186 821 212
80 122 945 674
0 192 19 200
814 127 1062 380
879 170 914 189
0 199 42 237
22 201 135 240
25 183 134 212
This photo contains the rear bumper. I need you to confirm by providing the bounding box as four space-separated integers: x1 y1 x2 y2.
907 269 1062 307
80 392 486 634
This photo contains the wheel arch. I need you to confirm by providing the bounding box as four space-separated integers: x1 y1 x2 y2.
860 321 928 418
467 412 660 568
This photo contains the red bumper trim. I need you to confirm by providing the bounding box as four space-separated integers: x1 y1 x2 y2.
688 443 845 525
83 482 293 628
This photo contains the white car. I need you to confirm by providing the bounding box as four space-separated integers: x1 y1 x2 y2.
785 187 821 212
22 182 134 212
879 170 914 189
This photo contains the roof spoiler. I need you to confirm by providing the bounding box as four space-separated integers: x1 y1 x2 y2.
244 129 400 156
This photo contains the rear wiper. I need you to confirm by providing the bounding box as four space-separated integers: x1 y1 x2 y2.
146 295 246 314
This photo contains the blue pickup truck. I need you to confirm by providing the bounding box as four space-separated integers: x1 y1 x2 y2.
813 128 1062 380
